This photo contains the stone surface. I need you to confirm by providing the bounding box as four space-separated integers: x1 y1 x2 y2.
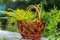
0 30 48 40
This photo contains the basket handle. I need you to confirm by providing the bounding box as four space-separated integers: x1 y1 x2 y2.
26 5 41 22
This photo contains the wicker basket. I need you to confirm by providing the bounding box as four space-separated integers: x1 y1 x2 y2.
18 5 45 40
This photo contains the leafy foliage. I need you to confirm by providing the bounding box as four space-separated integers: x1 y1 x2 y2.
40 7 60 39
6 21 18 32
4 9 37 22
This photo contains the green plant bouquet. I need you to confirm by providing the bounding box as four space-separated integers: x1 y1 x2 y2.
4 8 37 22
3 5 45 40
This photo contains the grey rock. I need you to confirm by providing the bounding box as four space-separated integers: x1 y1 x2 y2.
0 30 48 40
